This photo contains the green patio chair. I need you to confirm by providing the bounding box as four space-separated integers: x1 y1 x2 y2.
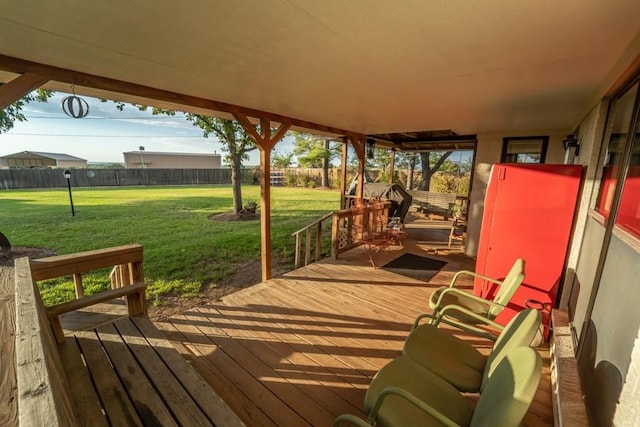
333 346 542 427
418 258 525 339
403 308 541 392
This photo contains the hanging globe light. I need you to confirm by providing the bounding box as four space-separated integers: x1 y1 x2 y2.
61 86 89 118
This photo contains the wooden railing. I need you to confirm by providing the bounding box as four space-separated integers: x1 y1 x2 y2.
31 244 144 297
291 201 392 269
29 244 147 342
291 212 334 269
331 201 391 259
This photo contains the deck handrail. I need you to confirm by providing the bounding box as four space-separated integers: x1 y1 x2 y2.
331 201 391 259
291 212 334 269
30 244 144 298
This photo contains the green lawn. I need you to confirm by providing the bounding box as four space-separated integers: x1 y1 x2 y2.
0 185 340 306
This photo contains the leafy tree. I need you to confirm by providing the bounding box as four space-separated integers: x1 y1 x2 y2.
271 150 294 168
292 132 339 188
186 116 256 214
0 89 52 133
105 101 257 215
419 151 453 191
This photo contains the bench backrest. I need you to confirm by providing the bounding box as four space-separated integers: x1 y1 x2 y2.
409 190 457 208
14 257 77 426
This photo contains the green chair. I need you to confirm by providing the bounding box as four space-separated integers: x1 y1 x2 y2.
333 346 542 427
403 308 541 392
421 258 526 339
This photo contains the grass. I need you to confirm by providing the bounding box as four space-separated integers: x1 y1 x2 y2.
0 185 340 306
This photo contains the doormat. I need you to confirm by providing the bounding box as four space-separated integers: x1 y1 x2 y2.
381 253 447 282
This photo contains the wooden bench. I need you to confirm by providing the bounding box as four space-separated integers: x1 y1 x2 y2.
408 190 457 220
12 246 244 427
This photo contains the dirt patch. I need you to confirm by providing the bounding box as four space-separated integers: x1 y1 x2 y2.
148 257 291 321
0 246 57 266
208 211 259 222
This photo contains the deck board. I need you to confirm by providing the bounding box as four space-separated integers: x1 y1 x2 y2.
157 236 553 426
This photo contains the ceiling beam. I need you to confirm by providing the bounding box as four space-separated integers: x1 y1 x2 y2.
0 72 49 109
0 54 365 140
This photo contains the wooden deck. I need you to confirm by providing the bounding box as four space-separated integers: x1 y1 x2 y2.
154 221 553 426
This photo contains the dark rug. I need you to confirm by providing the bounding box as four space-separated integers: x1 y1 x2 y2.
381 253 447 282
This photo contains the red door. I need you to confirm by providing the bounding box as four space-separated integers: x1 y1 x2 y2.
474 164 583 337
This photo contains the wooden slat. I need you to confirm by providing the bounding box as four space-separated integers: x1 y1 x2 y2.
14 257 77 427
47 282 146 316
158 316 306 426
130 316 245 427
95 322 178 426
155 321 279 427
57 339 109 427
74 329 144 426
30 244 143 281
0 266 18 427
113 318 214 426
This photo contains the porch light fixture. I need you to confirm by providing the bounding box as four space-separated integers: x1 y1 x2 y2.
562 134 580 156
366 138 376 159
61 85 90 118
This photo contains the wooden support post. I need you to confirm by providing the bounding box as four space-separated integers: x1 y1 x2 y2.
389 148 396 184
340 139 349 209
72 273 84 298
260 146 272 281
348 136 366 200
234 113 290 282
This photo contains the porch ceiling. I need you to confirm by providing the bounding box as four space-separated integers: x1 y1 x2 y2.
1 1 640 135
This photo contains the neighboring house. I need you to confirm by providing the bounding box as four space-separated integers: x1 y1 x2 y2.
122 151 222 169
0 151 87 169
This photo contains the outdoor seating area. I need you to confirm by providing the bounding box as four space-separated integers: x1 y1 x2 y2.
0 216 588 426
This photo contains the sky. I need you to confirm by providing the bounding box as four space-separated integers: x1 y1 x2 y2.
0 92 294 165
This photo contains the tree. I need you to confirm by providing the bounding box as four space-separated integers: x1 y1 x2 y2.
186 116 256 214
292 132 340 188
107 101 257 215
0 89 52 133
271 150 294 168
419 151 453 191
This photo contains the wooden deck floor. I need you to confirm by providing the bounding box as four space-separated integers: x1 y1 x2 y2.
155 222 553 426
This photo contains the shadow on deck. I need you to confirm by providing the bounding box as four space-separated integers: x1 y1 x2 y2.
151 215 552 426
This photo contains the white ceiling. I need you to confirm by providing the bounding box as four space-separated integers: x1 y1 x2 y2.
1 1 640 136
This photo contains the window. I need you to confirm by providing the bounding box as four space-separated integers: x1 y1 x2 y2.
501 136 548 163
595 83 639 219
616 127 640 238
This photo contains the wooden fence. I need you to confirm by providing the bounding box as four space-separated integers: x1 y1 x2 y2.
0 168 242 189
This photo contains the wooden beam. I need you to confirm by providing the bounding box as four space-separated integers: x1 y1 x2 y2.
339 139 349 209
232 113 263 144
234 115 291 282
389 149 396 184
0 54 365 141
260 147 272 281
349 136 365 199
0 72 49 109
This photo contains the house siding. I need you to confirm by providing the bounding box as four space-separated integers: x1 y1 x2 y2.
123 152 221 169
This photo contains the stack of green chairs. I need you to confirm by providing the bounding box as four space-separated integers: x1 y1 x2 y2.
333 309 543 427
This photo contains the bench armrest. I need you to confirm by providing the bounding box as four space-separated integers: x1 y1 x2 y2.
47 282 147 343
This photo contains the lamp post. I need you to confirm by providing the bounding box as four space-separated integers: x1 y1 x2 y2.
63 169 75 216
